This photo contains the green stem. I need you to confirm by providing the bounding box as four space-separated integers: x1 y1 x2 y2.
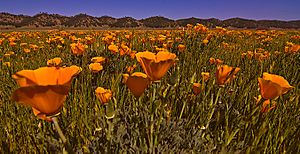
205 87 222 129
179 100 187 120
52 117 67 144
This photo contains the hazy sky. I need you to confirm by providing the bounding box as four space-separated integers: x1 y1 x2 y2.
0 0 299 20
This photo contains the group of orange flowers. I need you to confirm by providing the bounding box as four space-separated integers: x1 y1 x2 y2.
10 47 294 121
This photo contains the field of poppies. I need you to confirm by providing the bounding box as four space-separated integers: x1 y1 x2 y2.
0 25 299 153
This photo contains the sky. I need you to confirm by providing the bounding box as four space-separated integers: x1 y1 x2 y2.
0 0 299 21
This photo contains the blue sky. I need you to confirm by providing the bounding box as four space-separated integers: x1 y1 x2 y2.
0 0 299 20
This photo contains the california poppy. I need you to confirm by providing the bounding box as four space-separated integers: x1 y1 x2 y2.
91 57 106 64
135 51 177 81
216 65 240 86
47 57 62 67
192 83 201 95
178 44 186 52
258 73 293 99
201 72 210 82
11 66 81 121
95 87 112 104
124 72 150 97
70 42 85 55
108 44 118 54
89 63 103 73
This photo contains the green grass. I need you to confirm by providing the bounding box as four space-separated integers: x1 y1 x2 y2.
0 29 299 153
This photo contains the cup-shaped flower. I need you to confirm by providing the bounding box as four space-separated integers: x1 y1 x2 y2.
89 63 103 73
47 57 62 67
70 42 85 55
192 83 201 95
135 51 177 81
11 66 81 121
108 44 118 54
201 72 210 82
258 73 293 99
216 65 240 86
124 72 150 97
95 87 112 104
12 85 69 121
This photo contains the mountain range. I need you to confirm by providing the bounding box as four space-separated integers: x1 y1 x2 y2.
0 12 299 29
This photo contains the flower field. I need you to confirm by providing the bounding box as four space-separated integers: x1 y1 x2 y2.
0 25 299 153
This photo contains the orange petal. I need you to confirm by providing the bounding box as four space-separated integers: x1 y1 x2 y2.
156 51 177 62
58 65 82 85
126 72 150 97
262 73 293 94
258 78 282 99
12 85 69 116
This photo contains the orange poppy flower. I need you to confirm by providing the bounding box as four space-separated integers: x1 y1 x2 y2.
47 57 62 67
91 57 106 64
108 44 119 54
24 48 31 53
11 66 81 121
201 72 210 82
95 87 112 104
192 83 201 95
12 85 69 121
135 51 177 81
216 65 240 86
258 73 293 99
209 58 216 65
89 63 103 73
124 72 150 97
178 44 186 52
202 39 209 45
70 42 85 55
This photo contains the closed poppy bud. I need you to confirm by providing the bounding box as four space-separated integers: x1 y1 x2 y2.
216 65 240 86
258 73 293 99
89 63 103 73
95 87 112 104
192 83 201 95
125 72 150 97
24 48 31 53
209 58 215 65
129 51 136 59
178 44 186 52
126 64 137 74
3 62 11 67
202 39 209 45
261 99 276 113
241 53 247 58
122 74 129 84
47 57 62 67
201 72 210 82
215 59 223 65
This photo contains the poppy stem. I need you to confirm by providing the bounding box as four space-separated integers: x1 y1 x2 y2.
52 117 67 143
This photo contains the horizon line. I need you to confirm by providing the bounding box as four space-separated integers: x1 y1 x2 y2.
1 12 299 22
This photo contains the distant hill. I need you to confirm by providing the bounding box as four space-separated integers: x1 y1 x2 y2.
0 12 299 29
